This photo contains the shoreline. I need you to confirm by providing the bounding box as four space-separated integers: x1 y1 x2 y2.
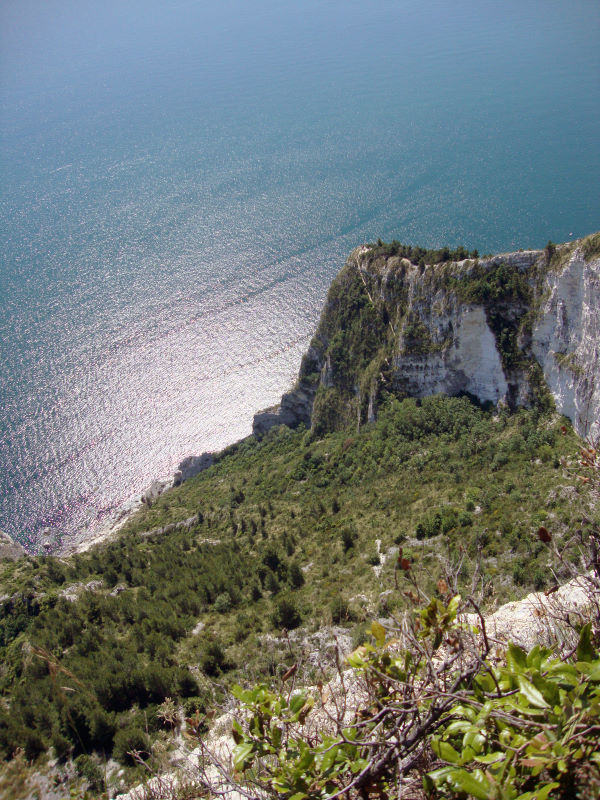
59 449 219 556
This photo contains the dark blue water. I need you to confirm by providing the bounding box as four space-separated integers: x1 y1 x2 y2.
1 0 599 550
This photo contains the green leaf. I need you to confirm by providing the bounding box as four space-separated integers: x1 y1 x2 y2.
447 594 461 620
526 644 543 669
320 745 338 773
233 741 255 771
474 751 506 764
426 766 455 783
516 783 559 800
446 768 491 800
577 622 597 662
517 676 551 709
443 720 471 735
231 684 244 700
289 692 307 715
346 648 368 668
231 726 242 745
577 658 600 679
431 739 462 764
371 621 386 646
507 642 528 671
270 723 282 749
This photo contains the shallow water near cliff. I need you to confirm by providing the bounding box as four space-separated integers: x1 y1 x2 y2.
1 0 599 550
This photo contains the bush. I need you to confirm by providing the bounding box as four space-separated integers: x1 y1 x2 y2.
272 598 301 630
512 563 526 586
213 592 232 613
112 726 149 766
201 641 226 677
75 754 103 790
340 527 357 552
533 567 547 589
288 561 305 588
330 597 355 624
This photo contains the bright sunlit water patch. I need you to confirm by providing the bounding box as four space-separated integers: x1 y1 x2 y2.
1 0 599 550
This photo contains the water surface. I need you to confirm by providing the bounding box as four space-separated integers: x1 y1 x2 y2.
1 0 599 549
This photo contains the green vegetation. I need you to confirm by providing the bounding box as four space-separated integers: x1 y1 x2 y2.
554 351 585 378
1 234 599 796
228 601 600 800
582 232 600 261
0 395 590 786
370 239 479 265
428 627 600 799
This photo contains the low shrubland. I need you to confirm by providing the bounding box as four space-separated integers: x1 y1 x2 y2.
0 395 596 795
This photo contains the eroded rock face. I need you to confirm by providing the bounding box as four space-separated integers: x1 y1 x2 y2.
464 574 594 652
253 382 315 437
532 249 600 440
173 452 214 485
256 236 600 439
392 305 509 404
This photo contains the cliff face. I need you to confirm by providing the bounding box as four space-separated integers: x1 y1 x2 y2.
254 234 600 440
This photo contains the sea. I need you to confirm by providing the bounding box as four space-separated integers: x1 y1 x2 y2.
1 0 599 552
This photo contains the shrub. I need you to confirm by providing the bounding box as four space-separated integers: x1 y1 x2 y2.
340 527 357 552
330 597 351 624
271 598 301 630
288 561 305 589
200 641 226 677
74 754 103 790
213 592 232 613
112 726 149 766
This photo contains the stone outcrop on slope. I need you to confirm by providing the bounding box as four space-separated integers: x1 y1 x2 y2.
0 529 26 561
467 573 595 652
532 246 600 440
254 235 600 440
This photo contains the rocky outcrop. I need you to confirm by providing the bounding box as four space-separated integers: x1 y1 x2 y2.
532 245 600 440
0 529 26 561
174 452 215 485
255 234 600 439
253 378 316 437
464 574 594 652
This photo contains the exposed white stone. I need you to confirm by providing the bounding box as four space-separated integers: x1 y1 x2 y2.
532 248 600 440
393 305 509 404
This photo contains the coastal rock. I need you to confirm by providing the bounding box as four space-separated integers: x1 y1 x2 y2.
173 452 214 485
141 479 170 506
253 380 316 437
392 305 509 404
0 529 26 561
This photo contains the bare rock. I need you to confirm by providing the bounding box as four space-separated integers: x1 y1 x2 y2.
0 529 26 561
173 452 214 485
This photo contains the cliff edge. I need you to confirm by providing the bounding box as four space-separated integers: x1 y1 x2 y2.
254 234 600 440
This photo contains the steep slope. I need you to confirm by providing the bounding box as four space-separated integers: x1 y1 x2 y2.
254 233 600 440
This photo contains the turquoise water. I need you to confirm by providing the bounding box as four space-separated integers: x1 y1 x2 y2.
1 0 599 550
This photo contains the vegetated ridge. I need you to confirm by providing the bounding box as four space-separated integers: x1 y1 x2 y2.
0 234 599 799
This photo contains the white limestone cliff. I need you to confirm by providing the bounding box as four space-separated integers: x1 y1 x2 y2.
531 247 600 440
254 235 600 440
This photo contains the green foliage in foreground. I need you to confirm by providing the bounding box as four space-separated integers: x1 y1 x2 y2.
428 625 600 799
228 602 600 800
0 395 590 777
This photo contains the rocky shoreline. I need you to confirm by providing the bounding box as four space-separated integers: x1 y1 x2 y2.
59 451 218 556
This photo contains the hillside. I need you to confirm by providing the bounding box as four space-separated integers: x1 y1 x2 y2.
0 236 599 798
